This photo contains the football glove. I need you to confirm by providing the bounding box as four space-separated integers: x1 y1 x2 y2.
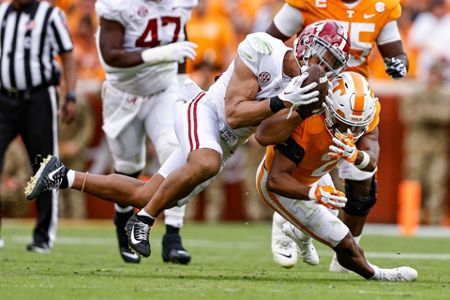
384 57 407 80
328 130 358 163
141 41 198 65
278 71 320 107
310 185 347 209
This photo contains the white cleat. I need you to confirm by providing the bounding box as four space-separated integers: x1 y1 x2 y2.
282 223 319 266
329 253 351 273
272 238 298 268
271 213 298 268
0 238 4 249
375 266 418 282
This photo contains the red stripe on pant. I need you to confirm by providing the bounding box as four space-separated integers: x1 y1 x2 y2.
187 92 206 151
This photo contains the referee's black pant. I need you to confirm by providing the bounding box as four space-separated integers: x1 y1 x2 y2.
0 85 59 247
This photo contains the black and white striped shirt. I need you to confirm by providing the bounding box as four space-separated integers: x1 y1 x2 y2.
0 1 73 91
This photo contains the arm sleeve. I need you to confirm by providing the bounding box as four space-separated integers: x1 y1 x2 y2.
376 20 401 45
275 137 305 165
273 3 304 37
49 8 73 53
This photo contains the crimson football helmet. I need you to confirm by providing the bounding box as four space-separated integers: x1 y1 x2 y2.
293 20 350 78
324 71 377 140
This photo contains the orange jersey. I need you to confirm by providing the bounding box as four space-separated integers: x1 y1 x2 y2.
287 0 401 78
264 101 380 185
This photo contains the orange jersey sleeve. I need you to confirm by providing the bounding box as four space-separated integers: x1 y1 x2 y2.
286 0 402 78
264 114 339 186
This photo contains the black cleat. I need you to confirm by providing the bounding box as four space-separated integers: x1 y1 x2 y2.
25 155 68 200
125 214 151 257
119 247 141 263
26 242 50 253
162 233 191 264
114 210 141 263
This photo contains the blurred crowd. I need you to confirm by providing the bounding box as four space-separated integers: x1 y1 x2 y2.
1 0 450 225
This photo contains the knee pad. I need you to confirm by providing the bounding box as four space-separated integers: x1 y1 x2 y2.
342 177 377 217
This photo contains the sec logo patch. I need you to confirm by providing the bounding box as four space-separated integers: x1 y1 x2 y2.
258 71 271 85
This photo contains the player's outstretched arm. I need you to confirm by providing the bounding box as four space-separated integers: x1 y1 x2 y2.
254 109 302 146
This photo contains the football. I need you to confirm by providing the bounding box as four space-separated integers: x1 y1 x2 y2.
298 64 329 118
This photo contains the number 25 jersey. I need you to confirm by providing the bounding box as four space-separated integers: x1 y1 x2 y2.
95 0 197 96
287 0 401 78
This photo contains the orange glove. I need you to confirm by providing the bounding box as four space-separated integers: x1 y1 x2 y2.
328 130 358 163
310 185 347 209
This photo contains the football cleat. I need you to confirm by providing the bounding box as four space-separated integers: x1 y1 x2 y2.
0 238 4 249
26 242 50 254
115 209 141 263
271 213 298 268
119 247 141 263
329 253 351 273
162 233 191 265
126 214 151 257
25 155 68 200
375 266 418 282
282 223 319 266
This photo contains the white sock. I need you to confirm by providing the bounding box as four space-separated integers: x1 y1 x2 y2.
67 170 75 188
137 209 155 220
353 235 361 244
114 204 134 213
370 264 381 280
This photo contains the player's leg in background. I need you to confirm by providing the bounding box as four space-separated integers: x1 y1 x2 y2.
144 88 191 264
102 83 147 263
330 160 377 272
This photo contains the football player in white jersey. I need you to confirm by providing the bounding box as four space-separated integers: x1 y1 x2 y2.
95 0 200 264
25 20 349 260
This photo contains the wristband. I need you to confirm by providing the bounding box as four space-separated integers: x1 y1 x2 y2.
355 151 370 170
65 91 76 102
269 96 285 113
308 185 317 201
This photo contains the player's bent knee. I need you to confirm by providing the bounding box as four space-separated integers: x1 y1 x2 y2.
334 233 358 256
343 178 377 217
188 149 221 180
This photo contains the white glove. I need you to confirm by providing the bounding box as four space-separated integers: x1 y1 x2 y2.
141 41 198 65
384 57 407 80
278 71 320 106
309 185 347 209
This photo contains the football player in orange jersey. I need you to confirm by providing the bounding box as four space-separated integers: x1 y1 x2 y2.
255 72 417 281
265 0 409 270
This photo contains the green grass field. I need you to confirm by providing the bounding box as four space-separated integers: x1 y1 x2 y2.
0 220 449 300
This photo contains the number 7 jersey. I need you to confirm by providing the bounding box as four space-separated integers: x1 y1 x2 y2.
95 0 197 96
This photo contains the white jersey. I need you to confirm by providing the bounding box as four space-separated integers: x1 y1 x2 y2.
206 32 293 144
95 0 197 96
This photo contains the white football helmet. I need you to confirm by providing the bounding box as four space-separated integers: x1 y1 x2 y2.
324 72 377 139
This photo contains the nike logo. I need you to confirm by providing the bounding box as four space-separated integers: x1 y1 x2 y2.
363 13 376 19
275 251 292 258
48 166 64 181
130 226 140 245
121 251 139 260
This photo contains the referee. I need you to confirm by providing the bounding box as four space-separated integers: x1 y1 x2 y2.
0 0 77 252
